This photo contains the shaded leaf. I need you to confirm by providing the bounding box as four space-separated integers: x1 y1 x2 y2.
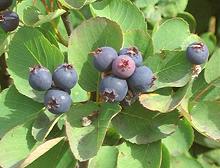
205 48 220 87
0 86 43 138
162 119 194 156
19 137 65 168
140 85 188 113
112 101 179 144
0 122 36 168
32 111 62 142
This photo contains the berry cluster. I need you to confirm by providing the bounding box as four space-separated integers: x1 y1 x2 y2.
29 64 78 114
0 0 19 32
91 46 155 103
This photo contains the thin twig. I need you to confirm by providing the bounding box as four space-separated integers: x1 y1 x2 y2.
76 160 89 168
61 12 73 37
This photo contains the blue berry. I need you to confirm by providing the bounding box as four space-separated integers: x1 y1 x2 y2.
44 89 72 114
128 66 154 93
100 75 128 102
92 47 118 72
29 65 52 91
53 63 78 90
112 55 136 79
0 11 19 32
119 47 143 67
186 42 209 65
0 0 13 11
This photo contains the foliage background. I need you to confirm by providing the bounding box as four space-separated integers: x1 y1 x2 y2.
0 0 220 167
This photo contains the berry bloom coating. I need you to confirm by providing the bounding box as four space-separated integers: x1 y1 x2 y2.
99 75 128 102
186 42 209 65
92 47 118 72
0 0 13 11
0 11 19 32
128 66 154 93
44 89 72 114
112 55 136 79
53 63 78 90
119 47 143 67
29 65 52 91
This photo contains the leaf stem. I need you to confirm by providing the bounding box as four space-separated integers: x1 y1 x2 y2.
61 12 73 37
96 73 101 102
77 160 89 168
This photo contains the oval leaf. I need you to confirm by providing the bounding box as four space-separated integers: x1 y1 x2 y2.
91 0 146 32
68 17 123 91
7 27 64 101
65 102 121 161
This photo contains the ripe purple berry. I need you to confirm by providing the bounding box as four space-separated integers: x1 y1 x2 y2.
92 47 118 72
53 63 78 90
119 47 143 67
100 75 128 102
112 55 136 79
0 11 19 32
128 66 154 93
44 89 72 114
29 65 52 91
186 42 209 65
0 0 13 11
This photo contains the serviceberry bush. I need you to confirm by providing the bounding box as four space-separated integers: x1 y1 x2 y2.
0 0 220 168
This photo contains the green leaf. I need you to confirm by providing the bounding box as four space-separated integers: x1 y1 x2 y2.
189 71 220 102
7 27 64 101
205 48 220 87
201 32 217 54
32 111 62 141
71 83 90 102
160 145 170 168
123 30 154 60
90 0 146 32
158 0 188 17
88 146 118 168
68 17 123 91
140 85 188 113
0 86 43 138
177 12 197 33
0 28 8 56
146 50 192 91
66 102 121 161
58 0 87 9
190 101 220 141
34 9 66 27
19 137 65 167
0 122 36 168
197 149 220 167
117 141 162 168
162 119 194 156
27 144 76 168
152 18 190 53
23 6 41 26
135 0 159 8
197 154 220 168
112 101 179 144
171 154 203 168
194 130 220 149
